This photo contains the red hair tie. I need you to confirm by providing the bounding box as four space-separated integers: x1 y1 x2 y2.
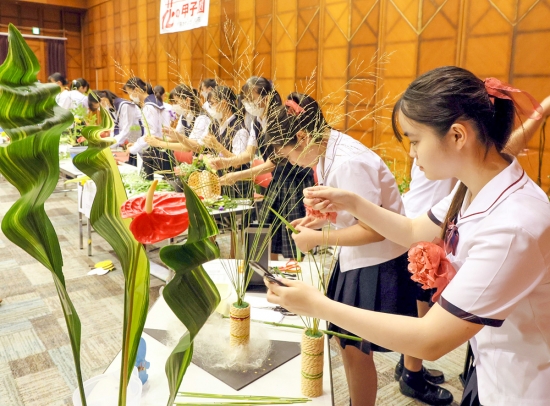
484 77 543 120
285 99 305 116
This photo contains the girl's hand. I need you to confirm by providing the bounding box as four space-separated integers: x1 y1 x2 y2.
264 277 327 319
145 136 160 147
206 157 224 170
291 216 327 230
219 172 239 186
291 226 321 252
303 186 356 213
202 134 221 150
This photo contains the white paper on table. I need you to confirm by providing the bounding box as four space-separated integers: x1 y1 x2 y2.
80 180 97 218
245 296 276 309
250 308 284 323
247 296 284 323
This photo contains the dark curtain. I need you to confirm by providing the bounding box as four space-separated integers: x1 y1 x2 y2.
47 39 66 76
0 36 8 65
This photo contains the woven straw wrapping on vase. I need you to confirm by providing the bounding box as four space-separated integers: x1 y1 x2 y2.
301 331 324 397
188 170 221 199
229 303 250 346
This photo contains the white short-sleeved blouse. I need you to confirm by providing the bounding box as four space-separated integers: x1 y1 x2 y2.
429 158 550 405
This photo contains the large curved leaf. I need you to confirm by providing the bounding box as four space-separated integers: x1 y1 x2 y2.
73 106 150 405
0 24 86 404
160 181 221 406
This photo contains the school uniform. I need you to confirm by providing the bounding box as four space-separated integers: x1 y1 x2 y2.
129 94 175 180
68 90 88 111
402 159 458 302
252 117 315 258
402 159 457 218
211 114 256 199
162 102 177 127
428 158 550 406
55 89 72 110
320 130 417 353
183 113 211 145
108 98 144 167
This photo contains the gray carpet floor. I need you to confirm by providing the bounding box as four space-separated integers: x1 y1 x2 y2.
0 177 466 405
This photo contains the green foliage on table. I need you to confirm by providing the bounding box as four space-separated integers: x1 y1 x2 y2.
0 24 87 404
178 156 216 182
72 104 150 405
121 171 175 196
203 195 239 210
159 180 221 406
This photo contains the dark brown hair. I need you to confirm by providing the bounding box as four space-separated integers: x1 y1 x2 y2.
391 66 516 237
169 84 201 115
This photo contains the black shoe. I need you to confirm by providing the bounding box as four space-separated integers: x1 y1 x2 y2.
394 361 445 385
399 377 453 406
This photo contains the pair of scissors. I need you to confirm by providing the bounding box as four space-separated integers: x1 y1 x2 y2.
275 259 301 273
256 305 295 317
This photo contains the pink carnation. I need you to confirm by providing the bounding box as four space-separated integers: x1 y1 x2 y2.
407 242 456 302
305 206 337 223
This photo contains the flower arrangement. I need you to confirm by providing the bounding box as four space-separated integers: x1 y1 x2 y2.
178 156 216 182
407 241 457 302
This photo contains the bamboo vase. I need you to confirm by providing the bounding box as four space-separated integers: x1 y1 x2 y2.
301 329 324 397
229 302 250 346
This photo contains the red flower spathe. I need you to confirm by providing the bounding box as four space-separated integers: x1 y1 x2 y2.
407 241 457 302
121 191 189 244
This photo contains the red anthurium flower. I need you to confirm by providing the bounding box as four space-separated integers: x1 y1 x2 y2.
121 180 189 244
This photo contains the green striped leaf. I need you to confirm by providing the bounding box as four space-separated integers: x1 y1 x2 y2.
73 104 150 405
0 24 87 404
160 181 221 406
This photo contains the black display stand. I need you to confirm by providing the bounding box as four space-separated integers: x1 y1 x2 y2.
192 340 301 391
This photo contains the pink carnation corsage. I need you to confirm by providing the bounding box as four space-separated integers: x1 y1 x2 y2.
305 205 337 223
407 240 457 302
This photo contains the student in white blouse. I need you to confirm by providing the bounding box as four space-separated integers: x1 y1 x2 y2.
201 86 257 198
202 86 257 171
266 94 420 406
124 77 173 180
48 72 71 110
199 78 217 118
145 84 211 154
265 67 550 406
88 89 144 166
68 78 90 112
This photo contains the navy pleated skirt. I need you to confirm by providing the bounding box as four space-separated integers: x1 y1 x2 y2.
327 252 417 354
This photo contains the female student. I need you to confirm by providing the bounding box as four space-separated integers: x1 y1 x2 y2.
124 77 173 180
395 93 550 396
220 77 314 261
48 72 71 110
266 93 424 406
153 85 177 127
266 66 550 406
203 87 256 166
88 89 144 166
202 86 256 198
146 84 211 153
200 78 217 117
69 78 90 111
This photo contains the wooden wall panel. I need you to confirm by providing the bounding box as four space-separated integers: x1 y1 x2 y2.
82 0 550 191
0 2 84 84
